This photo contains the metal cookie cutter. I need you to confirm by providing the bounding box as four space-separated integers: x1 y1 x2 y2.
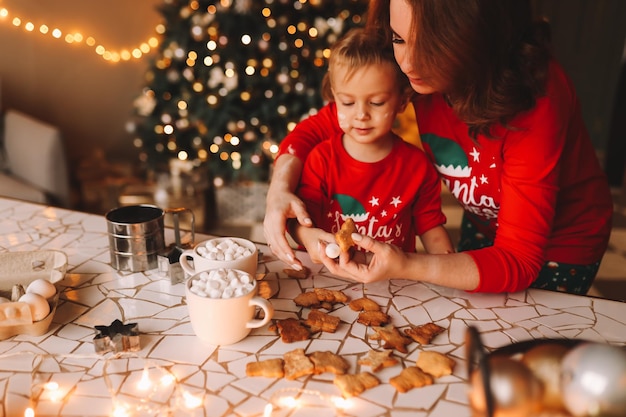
157 207 195 284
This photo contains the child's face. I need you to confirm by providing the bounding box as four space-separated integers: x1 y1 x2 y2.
332 62 406 144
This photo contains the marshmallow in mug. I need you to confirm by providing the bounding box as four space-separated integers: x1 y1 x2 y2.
196 238 254 261
189 268 255 299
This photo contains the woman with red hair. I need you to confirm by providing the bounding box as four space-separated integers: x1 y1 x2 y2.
264 0 613 294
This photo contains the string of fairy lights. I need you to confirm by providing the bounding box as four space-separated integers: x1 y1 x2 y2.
1 0 367 184
1 351 351 416
0 3 160 63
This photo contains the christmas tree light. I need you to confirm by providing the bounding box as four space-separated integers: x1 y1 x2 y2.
131 0 367 183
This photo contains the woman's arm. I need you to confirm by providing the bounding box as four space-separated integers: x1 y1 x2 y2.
264 154 311 269
264 103 342 269
320 234 480 291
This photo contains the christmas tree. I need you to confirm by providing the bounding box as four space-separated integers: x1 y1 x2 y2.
132 0 367 184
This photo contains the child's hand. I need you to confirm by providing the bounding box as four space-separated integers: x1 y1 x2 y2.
296 226 335 264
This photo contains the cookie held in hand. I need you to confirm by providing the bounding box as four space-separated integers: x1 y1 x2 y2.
335 218 356 252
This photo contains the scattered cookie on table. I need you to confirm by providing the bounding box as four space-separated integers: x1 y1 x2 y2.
283 348 315 380
314 288 348 304
304 309 341 333
404 322 445 345
333 372 380 398
389 366 434 393
335 218 357 252
349 297 381 312
293 291 321 308
294 288 348 309
275 318 311 343
309 351 349 375
357 310 391 326
283 265 311 279
415 350 456 378
245 358 285 378
371 325 413 353
358 349 399 372
257 280 278 299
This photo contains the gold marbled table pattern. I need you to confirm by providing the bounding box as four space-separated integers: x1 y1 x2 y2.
0 197 624 417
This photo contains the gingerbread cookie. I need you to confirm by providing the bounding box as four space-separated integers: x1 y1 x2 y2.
294 288 348 309
305 309 341 333
245 358 285 378
371 325 413 353
415 351 456 378
293 291 321 308
283 265 311 279
283 348 315 380
358 349 399 372
314 288 348 304
404 322 445 345
357 310 391 326
335 218 356 252
349 297 381 312
275 318 311 343
389 366 434 393
310 351 349 375
333 372 380 398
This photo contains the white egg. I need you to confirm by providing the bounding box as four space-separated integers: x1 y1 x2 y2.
26 279 57 299
18 292 51 321
2 305 21 320
325 243 341 259
561 342 626 417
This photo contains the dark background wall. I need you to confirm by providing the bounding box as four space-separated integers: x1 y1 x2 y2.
533 0 626 186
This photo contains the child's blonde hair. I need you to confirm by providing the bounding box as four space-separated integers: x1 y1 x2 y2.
322 28 412 102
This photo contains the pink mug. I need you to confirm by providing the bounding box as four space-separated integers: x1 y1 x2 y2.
184 269 273 345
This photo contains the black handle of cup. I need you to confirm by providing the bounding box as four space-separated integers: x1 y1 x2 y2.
165 207 195 248
466 326 494 417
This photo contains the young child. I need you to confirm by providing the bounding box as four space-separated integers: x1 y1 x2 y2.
288 28 453 260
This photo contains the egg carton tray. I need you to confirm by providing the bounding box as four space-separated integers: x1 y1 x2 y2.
0 250 68 340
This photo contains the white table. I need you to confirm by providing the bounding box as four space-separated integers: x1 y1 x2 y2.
0 197 624 417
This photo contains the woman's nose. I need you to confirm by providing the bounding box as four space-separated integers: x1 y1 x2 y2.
394 47 413 76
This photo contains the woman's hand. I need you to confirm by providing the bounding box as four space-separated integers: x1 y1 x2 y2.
263 154 312 269
322 233 480 291
264 188 312 269
320 234 408 283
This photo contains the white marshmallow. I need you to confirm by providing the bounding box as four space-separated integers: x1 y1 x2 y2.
325 243 341 259
189 268 255 299
196 239 254 261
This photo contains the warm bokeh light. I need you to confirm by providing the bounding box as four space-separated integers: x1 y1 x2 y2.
0 5 159 63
